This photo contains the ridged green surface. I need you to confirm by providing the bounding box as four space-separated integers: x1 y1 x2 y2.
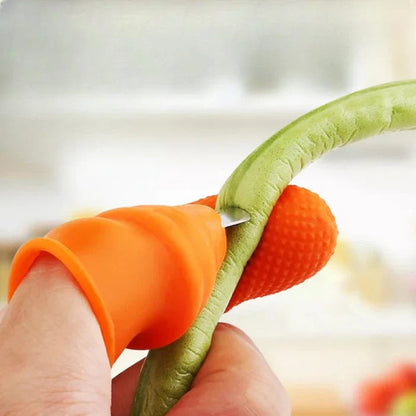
132 80 416 416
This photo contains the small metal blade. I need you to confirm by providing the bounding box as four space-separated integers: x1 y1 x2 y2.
218 207 250 228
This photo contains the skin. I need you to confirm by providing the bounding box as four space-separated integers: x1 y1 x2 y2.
135 80 416 415
0 253 290 416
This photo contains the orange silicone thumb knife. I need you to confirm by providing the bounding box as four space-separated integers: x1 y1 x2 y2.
7 185 337 367
7 204 227 365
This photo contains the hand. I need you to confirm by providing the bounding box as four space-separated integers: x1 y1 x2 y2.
0 254 290 415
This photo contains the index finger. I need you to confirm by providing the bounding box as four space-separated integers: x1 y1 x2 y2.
111 323 290 416
169 323 290 416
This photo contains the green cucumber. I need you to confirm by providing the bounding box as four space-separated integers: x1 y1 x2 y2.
132 80 416 416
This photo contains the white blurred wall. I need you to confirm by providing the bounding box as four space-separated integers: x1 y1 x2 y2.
1 0 416 240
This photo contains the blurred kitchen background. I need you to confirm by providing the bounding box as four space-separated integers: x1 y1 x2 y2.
1 1 416 414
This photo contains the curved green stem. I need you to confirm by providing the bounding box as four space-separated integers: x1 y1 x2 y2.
132 80 416 416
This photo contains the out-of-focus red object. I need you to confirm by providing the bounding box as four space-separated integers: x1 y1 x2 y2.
357 379 396 415
356 362 416 415
389 363 416 396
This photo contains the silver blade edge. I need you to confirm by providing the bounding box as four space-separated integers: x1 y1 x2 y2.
217 207 250 228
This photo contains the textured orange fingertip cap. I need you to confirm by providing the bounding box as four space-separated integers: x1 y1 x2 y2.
8 204 226 365
195 185 338 311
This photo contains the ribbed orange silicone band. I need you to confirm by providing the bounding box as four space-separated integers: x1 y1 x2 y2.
8 205 226 365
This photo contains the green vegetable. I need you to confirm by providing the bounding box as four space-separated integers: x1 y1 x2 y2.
390 390 416 415
132 80 416 416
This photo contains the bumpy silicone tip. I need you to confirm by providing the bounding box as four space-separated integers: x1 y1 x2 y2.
194 185 338 310
8 204 226 365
